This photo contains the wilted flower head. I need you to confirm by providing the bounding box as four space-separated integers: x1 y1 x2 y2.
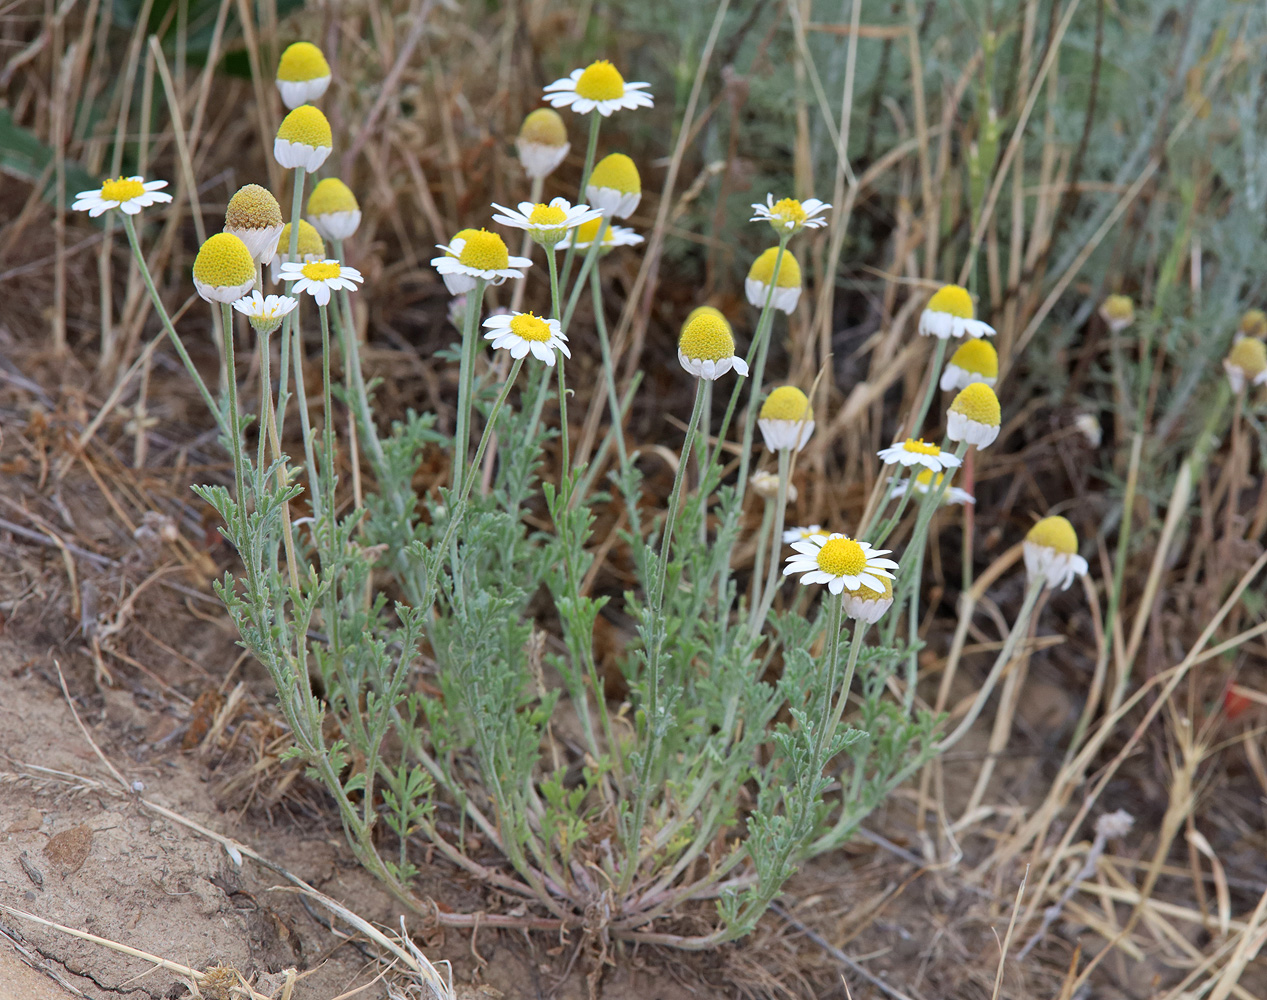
1023 515 1088 591
516 108 570 179
276 41 331 109
745 247 802 314
193 233 256 303
678 310 749 381
842 575 894 624
947 382 1001 449
919 284 995 340
274 105 333 171
225 184 284 263
306 178 362 242
758 386 814 452
941 337 999 391
586 153 641 219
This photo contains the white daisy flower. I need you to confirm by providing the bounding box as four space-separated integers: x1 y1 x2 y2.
877 437 961 472
192 233 256 304
946 383 1002 450
273 105 333 172
888 469 975 506
1023 516 1089 591
491 197 602 247
783 532 898 595
1224 337 1267 393
842 576 894 624
516 108 570 179
306 178 362 242
232 291 298 335
280 259 364 307
940 337 999 392
556 218 643 252
483 312 570 367
758 386 814 452
750 194 830 236
275 41 331 110
745 247 802 314
71 176 172 217
431 229 531 287
782 524 829 544
918 284 995 340
678 310 749 381
586 153 642 219
542 59 653 117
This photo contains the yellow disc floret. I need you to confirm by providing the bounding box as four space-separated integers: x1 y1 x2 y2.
510 313 553 342
276 105 332 148
686 306 725 325
948 337 998 378
1027 515 1078 555
528 203 568 227
1240 309 1267 338
575 60 625 101
914 469 942 489
902 438 941 456
571 218 613 245
307 178 359 216
102 177 146 202
278 220 326 259
519 108 568 146
589 153 640 195
679 312 736 361
852 575 893 602
226 184 283 229
760 386 812 422
1101 294 1135 325
927 284 974 319
748 247 802 287
770 198 807 227
456 229 510 271
950 382 1001 426
277 42 330 82
1228 337 1267 379
300 260 341 281
193 233 255 287
816 537 866 577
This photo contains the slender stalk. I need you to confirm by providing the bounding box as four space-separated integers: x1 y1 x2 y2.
453 278 487 495
546 250 571 475
749 496 776 620
750 447 792 637
562 218 608 332
821 618 867 753
275 166 307 444
589 262 629 470
218 303 248 543
318 302 338 546
559 114 602 294
811 599 845 765
290 305 323 524
510 175 544 314
258 327 301 592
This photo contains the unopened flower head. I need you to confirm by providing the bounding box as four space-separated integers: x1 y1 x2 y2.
491 197 602 247
1240 308 1267 339
586 153 641 219
232 291 297 334
750 470 797 503
269 219 325 282
276 41 331 109
72 176 171 217
225 184 284 263
516 108 570 179
878 437 962 472
280 258 363 306
306 178 361 241
919 284 995 339
193 233 256 303
750 194 830 237
842 574 894 624
784 532 898 595
941 337 999 391
431 228 531 287
745 247 802 314
783 524 828 544
556 218 642 253
274 105 333 171
678 310 749 381
758 385 814 452
1023 515 1088 591
1224 336 1267 393
888 468 974 506
543 59 653 117
1098 294 1135 333
483 312 570 367
947 382 1001 449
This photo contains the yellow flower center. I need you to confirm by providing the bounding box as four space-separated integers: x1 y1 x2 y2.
528 203 568 226
679 313 736 361
276 105 333 148
277 41 330 82
913 469 942 488
852 576 893 602
948 337 998 377
588 153 641 195
748 247 802 287
300 260 341 281
278 220 326 259
1027 516 1078 555
575 60 625 101
950 382 1001 427
686 305 725 326
759 386 812 422
571 218 614 245
927 284 974 319
226 184 282 229
456 229 510 271
519 108 568 146
193 233 255 287
101 177 146 202
816 537 867 577
509 313 553 342
307 178 359 216
770 198 807 226
1228 337 1267 378
901 438 941 456
1240 309 1267 339
1101 294 1134 325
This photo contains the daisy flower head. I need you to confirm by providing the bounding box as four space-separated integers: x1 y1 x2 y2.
542 59 653 117
483 312 570 367
586 154 641 219
745 247 802 314
274 105 333 171
888 468 974 506
276 41 331 109
556 218 643 253
432 229 531 288
1240 308 1267 339
758 386 814 452
783 524 829 544
750 194 830 237
947 382 1002 449
1098 294 1135 333
280 259 364 307
516 109 570 180
749 471 797 503
269 219 325 282
306 178 361 242
678 309 749 381
784 532 898 596
1224 336 1267 393
72 176 171 217
878 437 961 472
918 284 995 340
491 197 602 248
686 305 725 325
941 337 998 391
1024 515 1088 591
193 233 256 303
842 575 894 624
224 184 284 264
232 291 298 335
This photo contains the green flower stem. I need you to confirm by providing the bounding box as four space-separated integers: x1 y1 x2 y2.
290 305 323 526
255 329 270 475
331 239 386 478
257 326 301 593
510 176 544 315
275 166 308 444
575 370 643 508
561 218 608 332
817 612 866 765
749 448 792 637
453 278 487 497
589 260 630 472
559 113 602 294
867 470 917 547
318 302 339 547
910 336 949 440
811 598 845 765
748 495 776 622
218 303 249 544
545 249 571 475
